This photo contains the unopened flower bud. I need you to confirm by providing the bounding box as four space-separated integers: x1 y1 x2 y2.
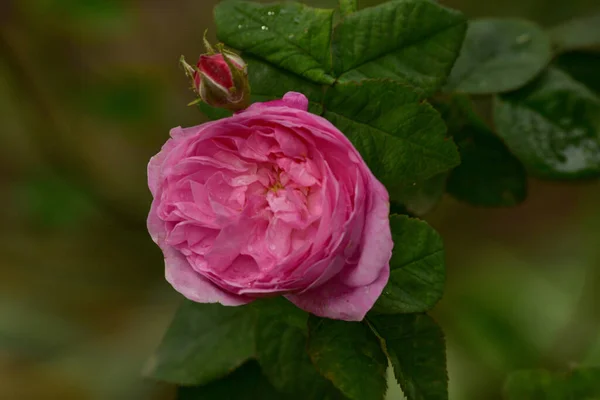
180 36 250 111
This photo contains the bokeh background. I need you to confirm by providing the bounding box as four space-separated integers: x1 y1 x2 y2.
1 0 599 399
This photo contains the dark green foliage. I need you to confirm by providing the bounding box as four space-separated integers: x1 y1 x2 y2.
435 95 528 207
495 68 600 179
369 314 448 400
307 316 388 400
176 361 282 399
445 18 552 94
146 301 256 385
371 215 445 315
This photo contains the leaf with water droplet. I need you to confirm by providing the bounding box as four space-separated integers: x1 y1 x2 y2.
332 0 466 96
495 67 600 179
445 18 552 94
215 1 335 85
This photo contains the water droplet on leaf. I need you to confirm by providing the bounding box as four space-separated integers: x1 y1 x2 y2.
261 26 269 31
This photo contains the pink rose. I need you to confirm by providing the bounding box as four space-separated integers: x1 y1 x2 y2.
147 92 392 321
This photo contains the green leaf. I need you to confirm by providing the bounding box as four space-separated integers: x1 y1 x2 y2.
448 126 528 207
254 298 342 399
445 18 552 94
368 314 448 400
322 80 460 197
146 301 256 385
245 57 325 114
494 67 600 179
549 13 600 53
215 1 335 85
396 173 448 216
177 361 282 400
198 102 233 121
371 215 445 314
435 95 527 207
331 0 466 96
504 367 600 400
307 317 388 400
338 0 358 16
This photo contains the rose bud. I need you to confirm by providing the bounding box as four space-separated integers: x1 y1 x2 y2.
180 37 250 112
147 92 393 321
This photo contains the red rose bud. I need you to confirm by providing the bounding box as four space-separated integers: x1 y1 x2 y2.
180 42 250 112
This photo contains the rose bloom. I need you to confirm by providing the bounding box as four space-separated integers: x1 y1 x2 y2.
147 92 392 321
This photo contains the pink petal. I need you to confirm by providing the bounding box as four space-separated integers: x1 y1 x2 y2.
272 127 308 157
266 218 293 259
240 92 309 113
280 92 309 110
147 138 178 197
285 262 389 321
198 54 234 89
342 180 392 287
164 246 252 306
147 199 167 245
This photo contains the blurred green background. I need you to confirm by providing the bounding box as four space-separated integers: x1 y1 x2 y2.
1 0 599 399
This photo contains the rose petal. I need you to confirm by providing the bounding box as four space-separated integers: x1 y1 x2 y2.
342 179 392 287
164 246 252 306
285 262 389 321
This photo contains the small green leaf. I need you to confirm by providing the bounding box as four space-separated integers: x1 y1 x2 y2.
323 80 460 197
494 67 600 179
368 314 448 400
549 13 600 53
254 298 342 399
215 1 335 85
504 367 600 400
146 301 256 386
177 361 282 400
332 0 466 96
198 102 233 120
445 18 552 94
371 215 445 315
338 0 358 16
307 317 388 400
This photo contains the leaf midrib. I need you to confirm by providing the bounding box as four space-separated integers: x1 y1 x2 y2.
325 111 459 164
334 14 465 76
232 4 333 77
